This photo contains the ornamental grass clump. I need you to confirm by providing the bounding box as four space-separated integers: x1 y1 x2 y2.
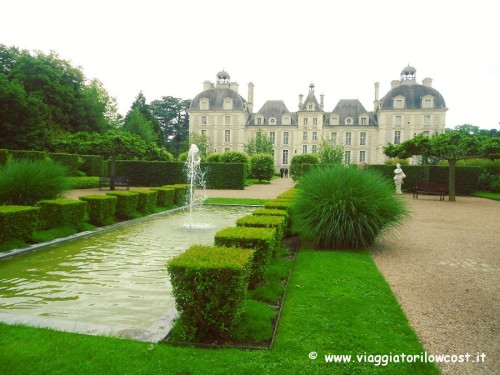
0 160 69 206
292 165 409 249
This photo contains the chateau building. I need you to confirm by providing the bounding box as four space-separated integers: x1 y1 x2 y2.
188 66 447 167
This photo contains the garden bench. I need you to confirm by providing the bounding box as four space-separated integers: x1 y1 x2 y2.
412 182 447 201
99 176 129 190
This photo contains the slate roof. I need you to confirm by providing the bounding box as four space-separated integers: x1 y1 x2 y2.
326 99 377 125
189 88 249 112
248 100 297 125
299 90 323 111
379 82 447 110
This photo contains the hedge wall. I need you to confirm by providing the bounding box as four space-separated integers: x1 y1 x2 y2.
150 187 175 207
0 149 10 166
131 189 157 214
202 162 245 190
79 195 117 226
0 206 40 242
110 161 185 186
10 150 47 161
36 199 87 230
48 153 79 176
79 155 104 176
106 191 139 220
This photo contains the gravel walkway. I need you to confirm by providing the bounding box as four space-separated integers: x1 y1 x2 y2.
371 196 499 375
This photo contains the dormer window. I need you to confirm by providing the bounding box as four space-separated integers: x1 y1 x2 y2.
360 117 368 125
422 96 434 109
256 117 263 125
200 99 209 110
270 117 276 125
282 116 291 125
345 118 353 125
331 116 339 125
223 98 233 110
393 96 405 109
307 103 315 110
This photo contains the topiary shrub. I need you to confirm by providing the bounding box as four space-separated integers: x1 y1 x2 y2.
167 245 254 342
289 154 319 181
79 195 117 226
150 187 175 207
131 189 157 214
0 206 40 243
205 153 222 163
292 165 409 249
36 199 87 230
220 151 249 165
249 154 274 182
236 215 286 252
0 159 69 206
106 191 139 220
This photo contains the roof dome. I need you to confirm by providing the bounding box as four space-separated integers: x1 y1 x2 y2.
400 65 416 77
216 70 230 81
379 84 447 110
189 87 248 112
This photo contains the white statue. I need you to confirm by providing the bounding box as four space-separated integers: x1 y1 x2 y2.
393 163 406 194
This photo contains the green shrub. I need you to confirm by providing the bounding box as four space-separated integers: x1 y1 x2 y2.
0 206 40 243
264 200 293 214
79 195 117 226
106 191 139 220
167 245 254 342
231 299 276 343
249 154 275 182
67 177 100 189
10 150 47 161
205 153 222 163
220 151 249 165
165 184 188 206
429 166 481 195
292 165 409 249
79 155 104 176
214 226 276 287
48 153 79 176
252 208 290 234
201 162 246 189
131 189 157 214
36 199 87 230
236 215 286 251
112 160 185 186
0 159 70 205
150 187 175 207
290 154 319 181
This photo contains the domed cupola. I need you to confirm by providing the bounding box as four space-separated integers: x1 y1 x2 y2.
216 70 230 88
379 66 447 111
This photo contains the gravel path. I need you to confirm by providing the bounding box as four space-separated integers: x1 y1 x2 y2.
371 196 500 375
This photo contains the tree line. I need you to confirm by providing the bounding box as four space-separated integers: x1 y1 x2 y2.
0 44 190 158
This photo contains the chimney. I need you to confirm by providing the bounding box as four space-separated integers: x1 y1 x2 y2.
374 82 380 111
298 94 303 109
320 94 324 110
247 82 254 113
422 78 433 87
230 82 239 92
203 80 213 91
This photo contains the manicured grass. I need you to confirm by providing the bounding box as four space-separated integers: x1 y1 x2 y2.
0 250 439 374
204 197 268 205
472 191 500 201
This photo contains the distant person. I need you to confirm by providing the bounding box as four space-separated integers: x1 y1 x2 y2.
280 167 284 178
284 168 289 178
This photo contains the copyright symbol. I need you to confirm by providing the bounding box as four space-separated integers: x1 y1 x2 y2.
309 351 318 360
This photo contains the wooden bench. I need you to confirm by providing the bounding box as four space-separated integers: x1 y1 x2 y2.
99 176 129 191
412 182 447 201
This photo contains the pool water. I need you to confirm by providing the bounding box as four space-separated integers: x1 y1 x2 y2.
0 205 255 342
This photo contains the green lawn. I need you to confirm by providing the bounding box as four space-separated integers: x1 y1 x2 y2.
0 250 439 375
204 197 268 206
472 191 500 201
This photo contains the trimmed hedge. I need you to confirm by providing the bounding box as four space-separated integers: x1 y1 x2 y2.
201 162 245 190
252 208 290 234
236 215 286 252
164 184 188 206
150 187 175 207
111 160 185 186
36 199 87 230
48 153 79 176
79 155 104 177
106 191 139 220
79 195 117 226
131 189 157 214
428 166 481 195
0 205 40 242
10 150 47 161
214 226 276 287
167 245 254 342
263 199 293 214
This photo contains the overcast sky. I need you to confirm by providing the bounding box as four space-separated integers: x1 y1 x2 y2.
2 0 499 129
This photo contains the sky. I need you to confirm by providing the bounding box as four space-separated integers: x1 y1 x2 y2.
2 0 499 129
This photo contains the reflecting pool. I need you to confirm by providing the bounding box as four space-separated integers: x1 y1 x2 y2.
0 205 255 342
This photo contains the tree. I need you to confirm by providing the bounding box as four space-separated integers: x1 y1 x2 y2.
244 130 273 156
289 154 320 181
125 92 162 145
123 108 158 144
250 154 275 182
384 126 500 201
149 96 190 155
316 138 344 164
189 132 211 157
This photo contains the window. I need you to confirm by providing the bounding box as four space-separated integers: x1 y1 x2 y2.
308 103 314 110
282 116 291 125
330 132 337 145
224 148 230 152
345 132 352 145
269 131 275 144
282 150 289 165
359 151 366 162
360 117 367 125
424 115 431 125
224 130 231 143
201 129 207 137
257 117 262 125
225 116 230 125
312 131 318 141
423 131 430 137
331 117 339 125
312 145 317 153
302 145 307 154
270 118 276 125
303 131 308 141
423 98 433 108
394 131 401 144
344 151 351 164
283 132 289 145
303 118 308 126
360 132 366 145
394 98 404 109
395 116 402 125
313 118 318 126
200 99 209 110
223 99 233 110
201 116 207 125
345 118 352 125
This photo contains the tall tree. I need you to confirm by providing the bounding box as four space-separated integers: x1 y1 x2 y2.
123 108 158 144
384 126 500 201
244 130 273 156
125 91 162 145
149 96 190 156
316 138 344 164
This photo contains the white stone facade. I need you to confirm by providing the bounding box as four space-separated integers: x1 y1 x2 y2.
188 66 447 167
